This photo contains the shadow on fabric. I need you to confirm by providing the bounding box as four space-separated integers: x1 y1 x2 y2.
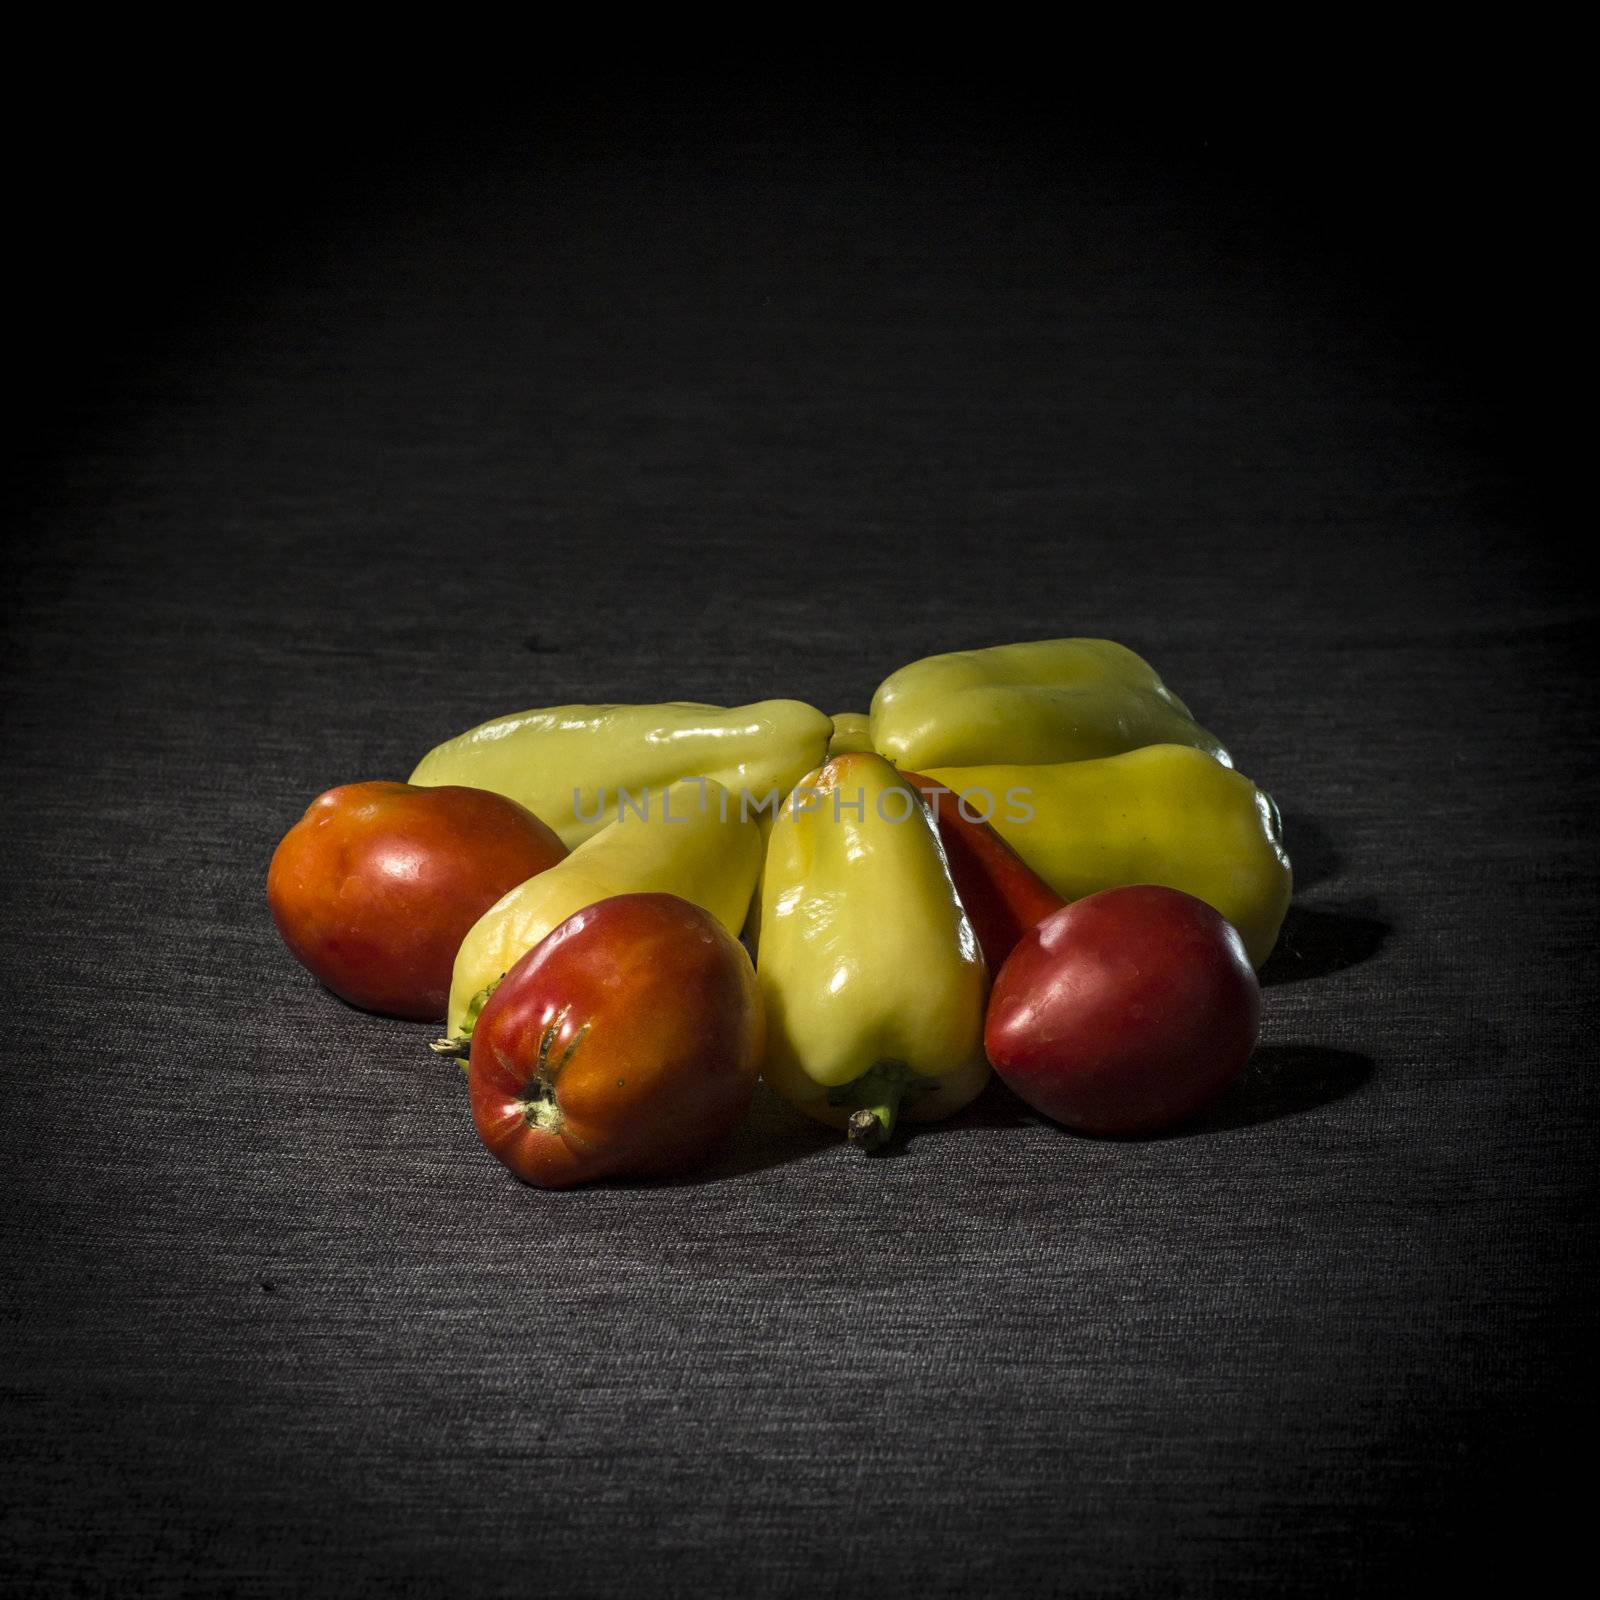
1177 1045 1374 1136
1261 903 1390 986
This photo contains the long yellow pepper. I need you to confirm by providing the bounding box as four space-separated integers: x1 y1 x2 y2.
757 753 989 1149
923 744 1292 967
412 699 832 849
871 638 1229 770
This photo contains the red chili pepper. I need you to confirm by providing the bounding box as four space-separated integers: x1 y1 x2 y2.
901 770 1066 975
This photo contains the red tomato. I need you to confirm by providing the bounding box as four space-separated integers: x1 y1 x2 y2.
469 893 763 1188
267 781 567 1021
984 884 1261 1136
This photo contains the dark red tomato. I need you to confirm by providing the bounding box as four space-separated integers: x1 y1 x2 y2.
267 781 567 1021
469 893 763 1188
985 884 1261 1136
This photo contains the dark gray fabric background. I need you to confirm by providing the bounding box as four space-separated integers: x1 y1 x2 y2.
3 87 1593 1596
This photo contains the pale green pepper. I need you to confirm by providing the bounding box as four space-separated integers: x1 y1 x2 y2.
412 699 831 850
870 638 1229 771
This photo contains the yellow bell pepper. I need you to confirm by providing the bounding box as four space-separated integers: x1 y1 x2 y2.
922 744 1291 967
411 699 832 850
757 752 989 1149
870 638 1229 770
826 711 874 757
445 778 762 1038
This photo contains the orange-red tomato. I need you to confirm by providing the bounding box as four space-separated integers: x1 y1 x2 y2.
469 893 763 1188
267 781 567 1021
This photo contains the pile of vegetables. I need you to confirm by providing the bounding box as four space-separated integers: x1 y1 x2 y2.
267 639 1291 1187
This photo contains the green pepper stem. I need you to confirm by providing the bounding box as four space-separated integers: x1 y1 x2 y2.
847 1106 893 1151
461 977 502 1037
426 975 506 1064
828 1060 938 1154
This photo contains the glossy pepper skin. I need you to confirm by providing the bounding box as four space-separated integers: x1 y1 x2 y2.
447 779 761 1039
757 752 989 1149
469 894 763 1188
411 699 832 850
900 770 1066 975
923 744 1292 968
870 638 1230 771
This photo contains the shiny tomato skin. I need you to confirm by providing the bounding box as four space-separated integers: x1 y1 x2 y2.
985 884 1261 1136
267 781 567 1021
469 893 763 1188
